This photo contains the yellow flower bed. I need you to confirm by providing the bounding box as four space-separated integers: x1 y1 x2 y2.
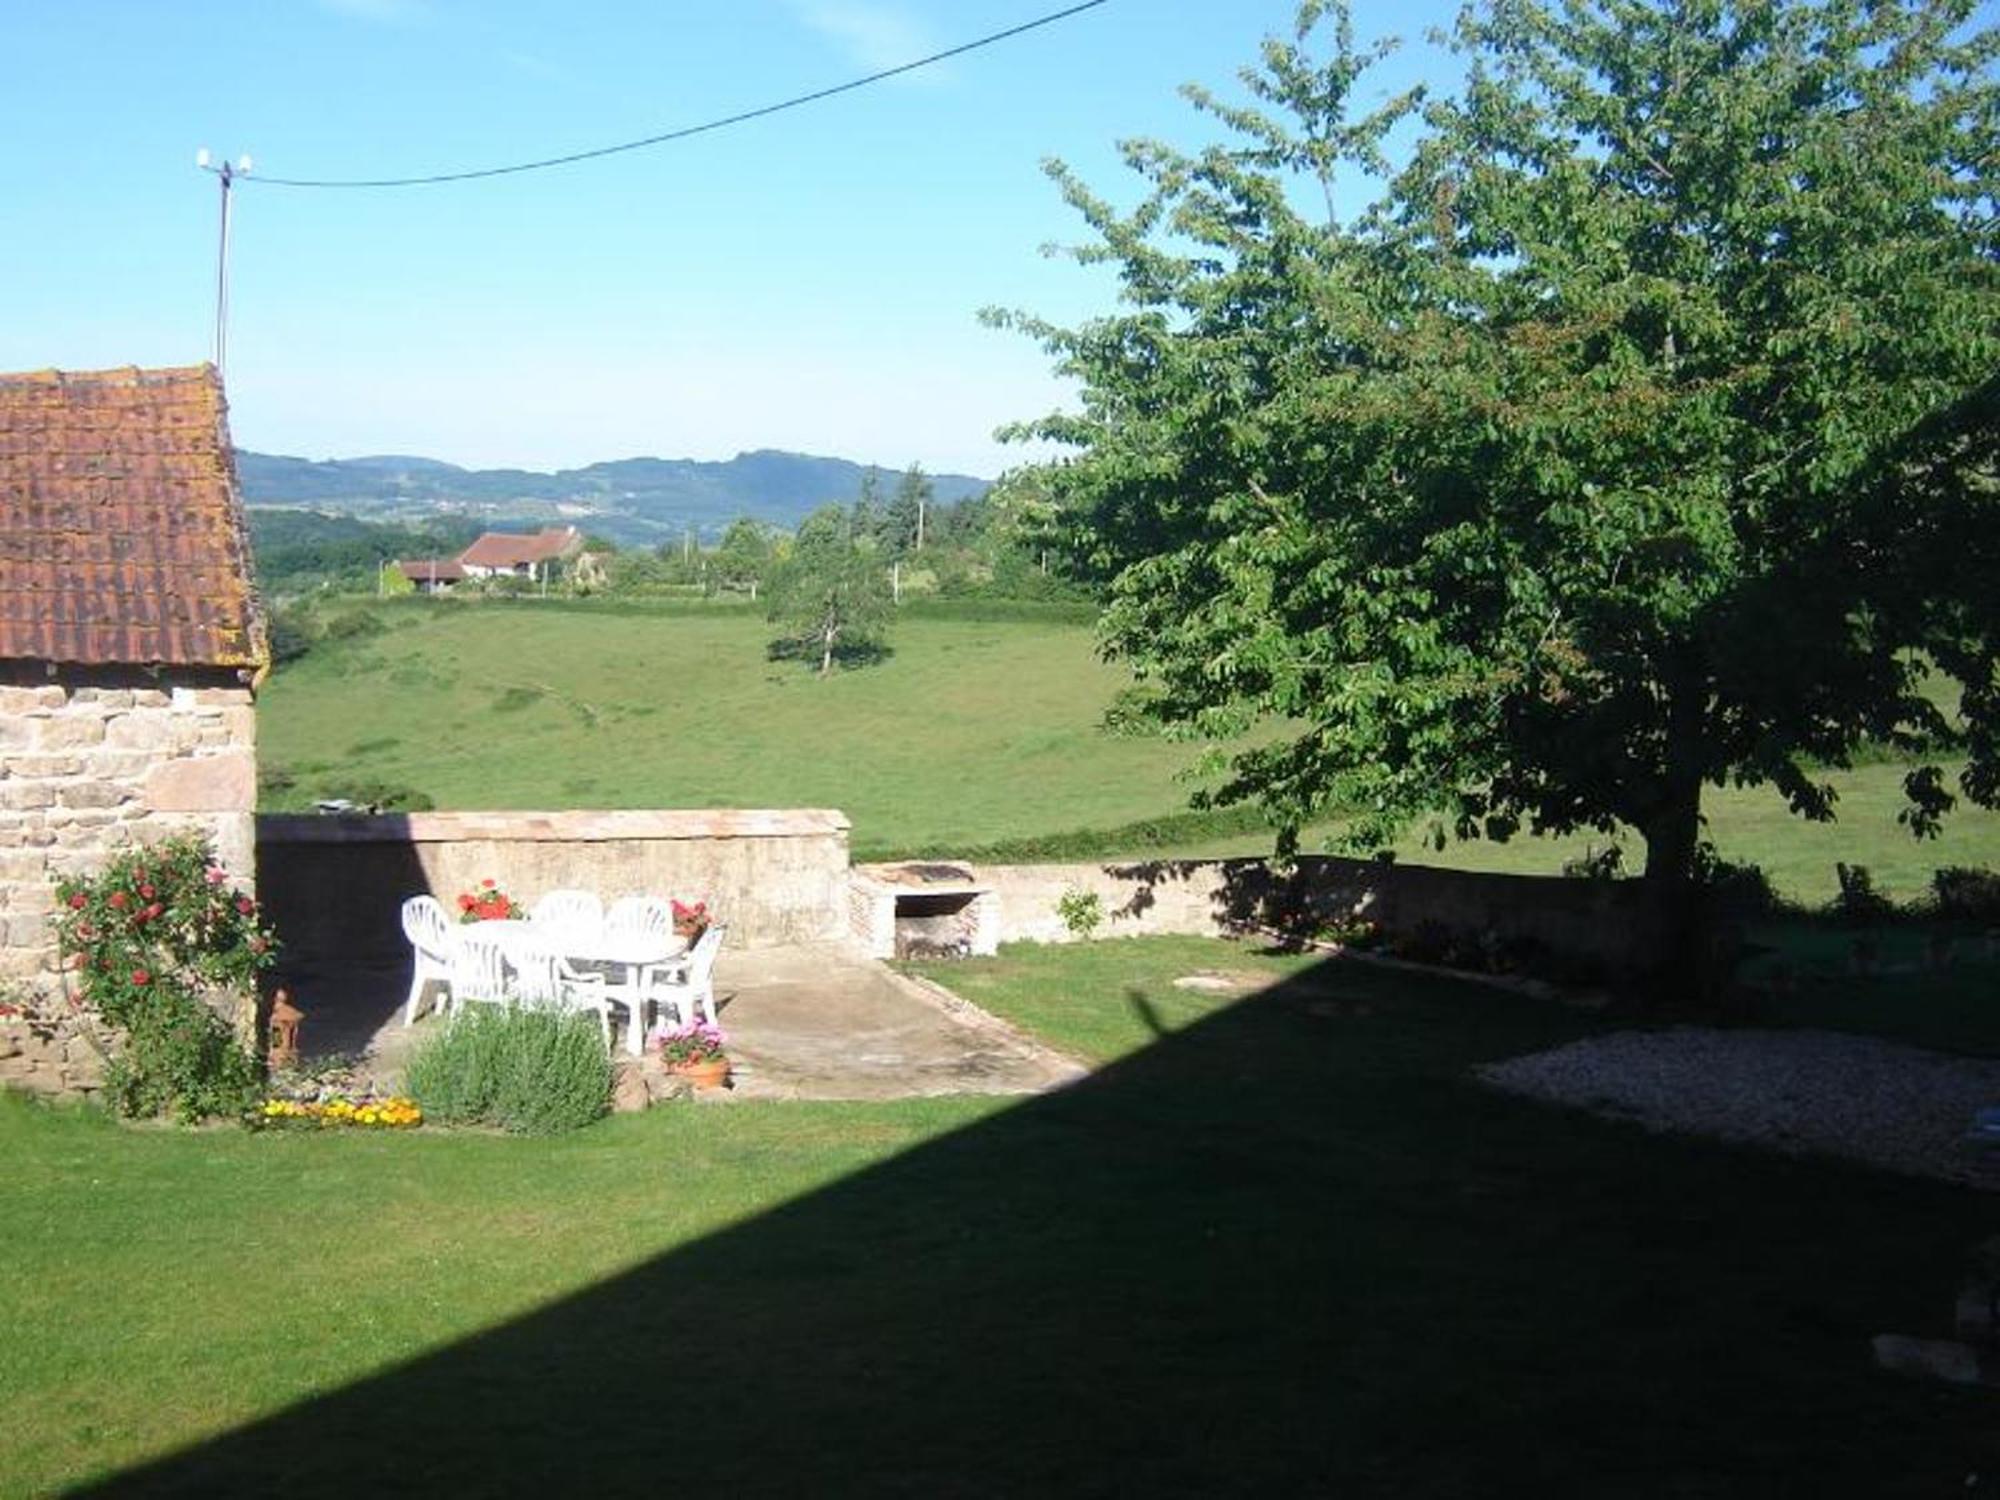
258 1096 424 1129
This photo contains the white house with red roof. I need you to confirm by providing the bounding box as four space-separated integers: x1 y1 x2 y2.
397 525 581 593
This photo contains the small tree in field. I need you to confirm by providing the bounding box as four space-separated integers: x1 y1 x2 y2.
994 0 1997 980
881 464 935 558
767 504 892 676
713 516 774 600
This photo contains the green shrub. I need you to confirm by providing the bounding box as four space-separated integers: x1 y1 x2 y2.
1833 862 1897 924
1695 848 1781 918
50 835 274 1122
406 1006 613 1135
103 1001 261 1122
1056 888 1105 940
1560 843 1625 881
1932 867 2000 922
1098 684 1168 738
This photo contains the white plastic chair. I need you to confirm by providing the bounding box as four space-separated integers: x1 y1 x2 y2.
530 889 603 945
448 928 513 1015
401 895 457 1025
603 895 672 945
651 923 726 1027
510 936 619 1049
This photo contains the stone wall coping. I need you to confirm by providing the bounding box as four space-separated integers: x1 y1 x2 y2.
258 809 852 845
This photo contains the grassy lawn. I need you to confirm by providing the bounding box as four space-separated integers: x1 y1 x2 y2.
5 935 1994 1496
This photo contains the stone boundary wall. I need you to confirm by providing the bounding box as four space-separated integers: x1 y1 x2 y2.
977 856 1670 972
0 666 258 989
257 809 853 966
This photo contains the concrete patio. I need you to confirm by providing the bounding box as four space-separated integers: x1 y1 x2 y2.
283 941 1086 1103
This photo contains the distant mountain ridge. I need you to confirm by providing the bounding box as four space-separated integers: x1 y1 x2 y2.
235 447 993 545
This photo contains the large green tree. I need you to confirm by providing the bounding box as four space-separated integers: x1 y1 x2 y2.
996 0 1998 937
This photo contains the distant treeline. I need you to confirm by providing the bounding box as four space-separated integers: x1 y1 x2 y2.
251 467 1084 605
248 510 483 597
254 467 1094 671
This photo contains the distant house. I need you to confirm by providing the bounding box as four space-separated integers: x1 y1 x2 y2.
0 365 268 986
456 526 581 585
395 558 467 595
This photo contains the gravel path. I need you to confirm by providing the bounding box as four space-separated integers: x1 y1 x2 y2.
1478 1028 2000 1190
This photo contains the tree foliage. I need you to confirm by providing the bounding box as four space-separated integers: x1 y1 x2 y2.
881 464 936 558
995 0 1999 896
713 516 776 598
766 503 893 675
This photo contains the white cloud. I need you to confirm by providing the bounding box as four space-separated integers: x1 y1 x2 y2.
794 3 945 79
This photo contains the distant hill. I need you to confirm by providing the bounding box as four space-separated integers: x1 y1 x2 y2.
235 448 993 545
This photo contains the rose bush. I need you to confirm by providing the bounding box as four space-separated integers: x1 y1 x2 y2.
50 835 277 1122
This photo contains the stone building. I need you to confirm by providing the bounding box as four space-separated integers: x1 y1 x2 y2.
0 365 268 988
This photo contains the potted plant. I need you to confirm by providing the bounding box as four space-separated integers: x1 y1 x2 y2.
652 1020 730 1090
455 878 523 924
671 899 710 942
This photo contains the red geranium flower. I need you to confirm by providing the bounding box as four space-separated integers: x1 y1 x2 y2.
139 884 156 900
130 969 151 986
109 892 129 909
236 897 255 915
67 893 87 910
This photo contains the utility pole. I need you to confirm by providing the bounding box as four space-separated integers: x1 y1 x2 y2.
195 150 252 381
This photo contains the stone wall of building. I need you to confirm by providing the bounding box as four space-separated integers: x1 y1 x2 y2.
0 1001 109 1102
0 666 258 990
256 808 853 967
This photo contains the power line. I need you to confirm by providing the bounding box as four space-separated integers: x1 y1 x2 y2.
247 0 1113 190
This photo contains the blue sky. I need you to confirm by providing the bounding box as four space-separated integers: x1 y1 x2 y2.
0 1 1456 476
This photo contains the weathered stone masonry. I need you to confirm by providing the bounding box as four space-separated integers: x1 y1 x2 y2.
0 666 257 988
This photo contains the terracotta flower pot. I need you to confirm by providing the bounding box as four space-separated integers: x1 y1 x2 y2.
670 1057 731 1090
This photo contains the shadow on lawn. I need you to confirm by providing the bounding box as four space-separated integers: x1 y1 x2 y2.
87 953 1991 1498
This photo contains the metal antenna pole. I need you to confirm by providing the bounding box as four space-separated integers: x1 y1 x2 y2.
198 151 252 380
214 161 234 378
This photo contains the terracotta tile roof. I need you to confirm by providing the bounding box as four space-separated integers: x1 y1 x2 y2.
458 526 579 569
396 558 466 582
0 365 267 670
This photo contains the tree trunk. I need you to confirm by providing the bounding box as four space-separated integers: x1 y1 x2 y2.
1639 781 1702 891
1636 674 1727 1009
1635 776 1705 1009
819 617 836 677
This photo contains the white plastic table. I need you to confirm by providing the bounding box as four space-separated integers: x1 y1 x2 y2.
480 920 688 1055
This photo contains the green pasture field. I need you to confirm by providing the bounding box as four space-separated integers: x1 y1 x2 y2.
258 599 1216 859
2 935 1991 1496
259 598 1999 902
